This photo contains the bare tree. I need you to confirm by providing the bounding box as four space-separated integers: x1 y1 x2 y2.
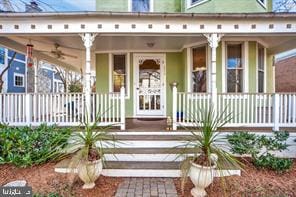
0 51 16 93
54 65 83 93
274 0 296 12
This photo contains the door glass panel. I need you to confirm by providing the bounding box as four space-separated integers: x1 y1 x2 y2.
138 59 161 112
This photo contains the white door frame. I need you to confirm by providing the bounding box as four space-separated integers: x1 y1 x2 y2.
133 53 166 117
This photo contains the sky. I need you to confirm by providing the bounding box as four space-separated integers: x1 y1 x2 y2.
9 0 95 12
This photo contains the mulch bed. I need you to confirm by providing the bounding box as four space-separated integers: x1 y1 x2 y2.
174 158 296 197
0 163 123 197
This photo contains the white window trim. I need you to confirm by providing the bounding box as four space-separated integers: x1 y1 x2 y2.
109 52 130 99
187 44 209 93
257 0 267 8
128 0 154 12
186 0 210 9
225 42 245 93
256 43 267 93
14 73 25 87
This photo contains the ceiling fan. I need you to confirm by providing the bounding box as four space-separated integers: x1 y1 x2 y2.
40 43 78 60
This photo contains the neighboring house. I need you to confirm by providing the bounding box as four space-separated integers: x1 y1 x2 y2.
0 47 64 93
0 48 26 93
275 53 296 92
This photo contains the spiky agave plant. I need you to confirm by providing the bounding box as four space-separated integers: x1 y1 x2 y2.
180 106 242 193
61 109 118 174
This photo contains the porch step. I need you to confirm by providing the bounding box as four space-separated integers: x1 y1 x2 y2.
55 160 241 178
105 161 180 170
104 148 196 154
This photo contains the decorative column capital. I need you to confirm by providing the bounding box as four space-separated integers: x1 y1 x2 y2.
203 33 224 49
80 33 97 48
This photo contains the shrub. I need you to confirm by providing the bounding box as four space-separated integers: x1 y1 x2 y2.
227 131 293 172
0 124 71 167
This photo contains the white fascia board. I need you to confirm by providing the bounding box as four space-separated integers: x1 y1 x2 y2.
0 17 295 34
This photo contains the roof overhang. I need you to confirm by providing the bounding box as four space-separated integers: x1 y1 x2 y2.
0 12 295 34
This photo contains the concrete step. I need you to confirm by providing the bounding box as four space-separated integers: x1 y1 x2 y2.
55 160 241 178
104 148 197 154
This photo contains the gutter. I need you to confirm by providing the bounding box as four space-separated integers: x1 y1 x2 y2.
0 11 296 19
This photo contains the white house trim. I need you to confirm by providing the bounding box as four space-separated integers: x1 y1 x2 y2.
1 15 295 34
108 52 130 99
186 0 210 9
128 0 154 12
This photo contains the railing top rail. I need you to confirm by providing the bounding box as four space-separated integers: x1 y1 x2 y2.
217 93 274 95
177 92 211 95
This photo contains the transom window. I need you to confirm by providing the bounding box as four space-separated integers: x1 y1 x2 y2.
226 43 244 93
111 54 128 95
132 0 150 12
192 46 207 92
258 44 265 93
14 73 24 87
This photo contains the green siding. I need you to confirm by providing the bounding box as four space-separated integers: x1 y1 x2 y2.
96 0 272 13
154 0 181 12
184 0 270 13
166 52 185 116
96 54 109 93
249 41 257 93
96 0 128 12
216 45 222 93
266 53 274 93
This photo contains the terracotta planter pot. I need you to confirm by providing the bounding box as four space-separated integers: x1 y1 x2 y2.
77 159 103 189
189 161 216 197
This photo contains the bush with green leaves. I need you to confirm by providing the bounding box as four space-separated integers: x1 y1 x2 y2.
227 131 293 172
0 124 71 167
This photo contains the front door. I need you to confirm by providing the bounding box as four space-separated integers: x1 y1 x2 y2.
134 54 166 117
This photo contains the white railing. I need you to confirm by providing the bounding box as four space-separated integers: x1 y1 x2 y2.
0 88 125 129
172 90 296 130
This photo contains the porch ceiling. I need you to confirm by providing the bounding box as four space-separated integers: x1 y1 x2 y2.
1 33 295 71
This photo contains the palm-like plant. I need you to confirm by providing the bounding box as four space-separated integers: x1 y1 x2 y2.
180 106 242 196
61 111 117 189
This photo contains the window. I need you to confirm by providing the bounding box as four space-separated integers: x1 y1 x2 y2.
192 46 207 92
187 0 209 8
257 0 267 8
226 43 243 93
258 44 265 93
132 0 150 12
0 48 4 65
112 54 128 94
14 73 24 87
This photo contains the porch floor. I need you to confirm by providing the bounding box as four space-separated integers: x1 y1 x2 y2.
120 118 296 132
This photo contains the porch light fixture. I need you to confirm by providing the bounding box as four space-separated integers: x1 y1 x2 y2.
146 42 155 48
26 43 34 67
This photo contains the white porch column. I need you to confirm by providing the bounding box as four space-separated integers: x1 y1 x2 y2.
204 33 223 114
80 33 97 120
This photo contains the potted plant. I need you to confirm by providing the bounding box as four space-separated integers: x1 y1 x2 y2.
61 113 116 189
180 106 241 197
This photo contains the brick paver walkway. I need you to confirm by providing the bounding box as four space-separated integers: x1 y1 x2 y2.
115 178 178 197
